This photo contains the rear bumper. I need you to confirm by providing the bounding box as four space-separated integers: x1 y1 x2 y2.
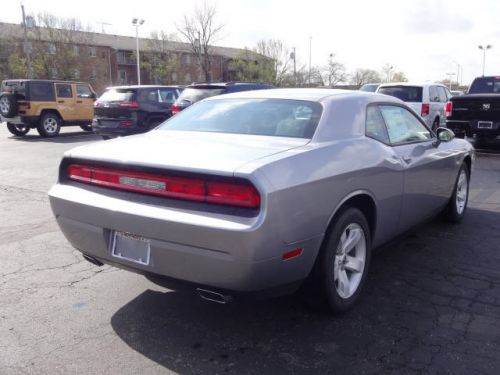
447 119 500 137
48 183 322 293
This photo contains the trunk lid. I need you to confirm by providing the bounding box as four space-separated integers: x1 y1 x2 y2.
66 130 310 175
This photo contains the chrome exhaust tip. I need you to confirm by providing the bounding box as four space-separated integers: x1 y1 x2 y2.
196 288 233 304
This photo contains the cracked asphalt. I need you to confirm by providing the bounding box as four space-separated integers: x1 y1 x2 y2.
1 127 499 375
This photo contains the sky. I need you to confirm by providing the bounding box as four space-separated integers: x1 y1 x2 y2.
2 0 500 85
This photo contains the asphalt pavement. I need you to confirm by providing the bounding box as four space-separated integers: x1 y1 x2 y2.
1 127 499 375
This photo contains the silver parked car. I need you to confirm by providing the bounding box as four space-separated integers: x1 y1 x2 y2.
377 82 452 131
48 89 474 312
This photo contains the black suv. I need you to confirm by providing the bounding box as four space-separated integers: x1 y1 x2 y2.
93 85 183 139
172 82 274 114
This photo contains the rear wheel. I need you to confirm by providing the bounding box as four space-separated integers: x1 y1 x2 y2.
444 163 470 222
7 123 30 136
304 207 372 313
37 113 61 137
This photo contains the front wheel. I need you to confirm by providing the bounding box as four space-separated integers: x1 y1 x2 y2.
444 163 470 222
305 207 372 313
7 123 30 136
37 113 61 137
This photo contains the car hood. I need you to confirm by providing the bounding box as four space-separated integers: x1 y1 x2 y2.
66 130 310 176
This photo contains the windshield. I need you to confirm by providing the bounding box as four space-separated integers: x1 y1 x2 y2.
468 77 500 94
378 86 423 102
160 98 323 139
98 88 136 102
177 87 226 103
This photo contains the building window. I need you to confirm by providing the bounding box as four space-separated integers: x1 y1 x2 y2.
48 43 56 54
49 67 58 79
72 68 80 79
90 68 97 80
171 72 178 82
89 46 96 57
118 70 127 84
73 45 79 55
184 73 192 83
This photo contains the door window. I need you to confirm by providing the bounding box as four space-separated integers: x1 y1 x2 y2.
379 105 431 144
56 84 72 98
365 105 390 144
76 85 93 98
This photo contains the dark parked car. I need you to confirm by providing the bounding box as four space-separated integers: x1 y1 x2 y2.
171 82 274 114
446 76 500 141
92 85 183 139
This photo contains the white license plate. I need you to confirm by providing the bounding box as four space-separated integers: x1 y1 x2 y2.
111 231 150 265
477 121 493 129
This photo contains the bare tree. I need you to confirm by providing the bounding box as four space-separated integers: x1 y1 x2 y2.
177 2 224 82
323 54 346 87
349 68 382 87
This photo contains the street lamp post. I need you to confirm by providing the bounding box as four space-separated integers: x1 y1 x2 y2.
478 44 492 77
132 18 145 85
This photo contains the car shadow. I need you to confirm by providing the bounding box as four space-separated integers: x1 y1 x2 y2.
9 131 101 144
110 208 500 374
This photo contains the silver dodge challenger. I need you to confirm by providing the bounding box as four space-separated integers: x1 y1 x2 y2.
48 89 474 312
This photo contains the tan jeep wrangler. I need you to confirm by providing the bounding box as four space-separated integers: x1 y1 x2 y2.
0 79 96 137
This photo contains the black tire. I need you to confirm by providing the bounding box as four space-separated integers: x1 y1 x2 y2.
80 124 93 132
303 207 372 313
6 123 30 136
37 113 61 138
432 118 440 132
444 163 470 223
0 93 18 117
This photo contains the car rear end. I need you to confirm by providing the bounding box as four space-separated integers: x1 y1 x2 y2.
376 84 431 124
93 87 146 137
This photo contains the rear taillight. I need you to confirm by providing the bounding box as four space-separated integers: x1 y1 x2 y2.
421 103 430 116
119 101 139 108
445 101 453 117
66 164 260 208
171 104 180 115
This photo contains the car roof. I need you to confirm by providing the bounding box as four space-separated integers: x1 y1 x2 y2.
204 88 395 103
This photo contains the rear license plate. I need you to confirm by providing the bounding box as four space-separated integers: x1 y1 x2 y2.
477 121 493 129
111 231 150 265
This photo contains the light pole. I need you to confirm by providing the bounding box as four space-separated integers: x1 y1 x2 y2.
132 18 145 85
308 36 312 85
478 44 492 76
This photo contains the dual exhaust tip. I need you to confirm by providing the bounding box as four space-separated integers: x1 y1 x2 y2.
196 288 233 304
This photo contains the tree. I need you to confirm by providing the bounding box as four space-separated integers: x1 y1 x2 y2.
322 54 346 87
177 2 224 82
142 31 181 84
349 68 382 87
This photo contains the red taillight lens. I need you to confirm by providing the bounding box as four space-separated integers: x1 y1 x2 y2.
119 101 139 108
445 101 453 117
421 103 430 116
206 181 261 208
171 104 180 115
66 164 260 208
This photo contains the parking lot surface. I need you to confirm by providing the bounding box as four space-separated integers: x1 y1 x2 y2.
1 127 500 375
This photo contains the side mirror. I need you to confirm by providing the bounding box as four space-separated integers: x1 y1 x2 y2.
436 127 455 142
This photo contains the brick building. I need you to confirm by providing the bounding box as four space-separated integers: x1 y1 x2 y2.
0 22 259 93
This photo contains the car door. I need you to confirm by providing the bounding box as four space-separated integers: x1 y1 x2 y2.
378 104 456 232
75 84 95 121
55 83 77 121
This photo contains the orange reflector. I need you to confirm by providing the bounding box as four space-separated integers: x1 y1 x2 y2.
282 248 303 261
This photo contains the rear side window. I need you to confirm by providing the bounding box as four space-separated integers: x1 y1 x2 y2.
468 77 500 93
161 98 322 139
56 84 72 98
378 86 423 102
365 105 390 144
28 82 54 101
98 89 136 102
178 87 226 103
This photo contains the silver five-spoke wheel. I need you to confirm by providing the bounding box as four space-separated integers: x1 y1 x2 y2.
334 223 366 299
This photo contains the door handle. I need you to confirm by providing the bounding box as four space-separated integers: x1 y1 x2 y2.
402 155 412 163
58 100 65 103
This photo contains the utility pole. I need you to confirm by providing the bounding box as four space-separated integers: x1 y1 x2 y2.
21 4 33 78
